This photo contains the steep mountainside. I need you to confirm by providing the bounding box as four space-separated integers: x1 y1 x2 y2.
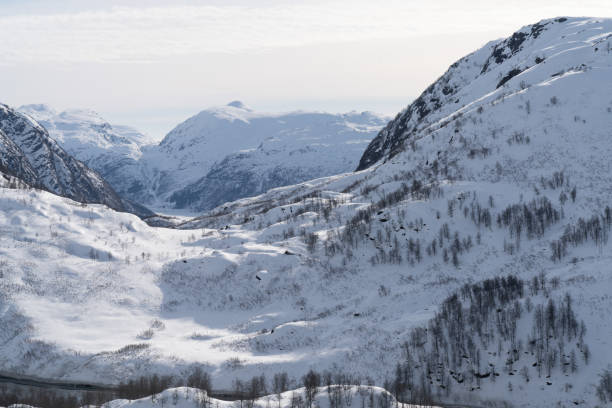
18 104 156 208
357 17 605 170
2 16 612 408
0 103 133 212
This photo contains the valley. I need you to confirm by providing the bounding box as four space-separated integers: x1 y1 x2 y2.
1 14 612 408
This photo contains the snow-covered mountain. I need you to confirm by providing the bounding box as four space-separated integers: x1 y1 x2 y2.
2 16 612 408
357 17 607 171
166 108 387 211
20 102 388 211
18 104 157 209
18 104 153 163
136 102 388 211
0 103 144 214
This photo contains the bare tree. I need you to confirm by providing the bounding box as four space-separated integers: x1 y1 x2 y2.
303 370 321 408
273 372 290 408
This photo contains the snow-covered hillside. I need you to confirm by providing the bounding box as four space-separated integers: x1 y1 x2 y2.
1 386 426 408
102 387 406 408
177 16 612 406
2 16 612 408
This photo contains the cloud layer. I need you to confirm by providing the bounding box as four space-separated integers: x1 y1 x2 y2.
4 0 607 64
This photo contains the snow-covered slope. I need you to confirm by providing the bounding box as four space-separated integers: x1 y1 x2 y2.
1 386 420 408
142 102 387 211
0 103 134 213
103 387 407 408
167 110 386 211
357 17 609 171
3 16 612 408
18 104 156 208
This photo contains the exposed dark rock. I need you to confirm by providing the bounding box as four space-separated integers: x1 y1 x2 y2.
497 68 525 88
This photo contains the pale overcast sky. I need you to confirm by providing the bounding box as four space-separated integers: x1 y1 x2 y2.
0 0 610 139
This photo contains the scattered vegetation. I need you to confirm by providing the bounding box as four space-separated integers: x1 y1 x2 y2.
391 276 589 401
551 208 612 261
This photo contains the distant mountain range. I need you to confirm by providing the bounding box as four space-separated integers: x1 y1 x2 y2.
19 102 388 212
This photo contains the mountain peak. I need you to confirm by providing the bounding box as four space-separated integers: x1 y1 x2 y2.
226 100 252 111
